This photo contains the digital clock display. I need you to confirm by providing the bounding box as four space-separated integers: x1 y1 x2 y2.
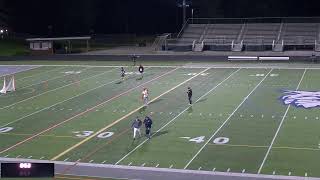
1 163 54 178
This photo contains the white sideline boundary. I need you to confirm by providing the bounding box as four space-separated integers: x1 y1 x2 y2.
257 69 307 174
184 69 273 169
2 64 320 69
0 157 319 180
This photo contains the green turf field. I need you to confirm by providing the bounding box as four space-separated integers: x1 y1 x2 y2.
0 63 319 178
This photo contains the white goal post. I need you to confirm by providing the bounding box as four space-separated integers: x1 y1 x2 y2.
0 75 16 94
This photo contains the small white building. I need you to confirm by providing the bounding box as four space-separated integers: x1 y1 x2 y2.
26 36 91 55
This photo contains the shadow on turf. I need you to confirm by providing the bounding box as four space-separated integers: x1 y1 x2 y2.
151 130 168 138
115 73 154 84
115 75 141 84
128 131 169 152
196 98 207 104
139 106 147 114
149 98 164 105
136 73 154 80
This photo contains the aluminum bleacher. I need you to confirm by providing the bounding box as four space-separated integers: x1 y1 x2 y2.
204 24 242 45
243 23 281 45
282 23 318 45
163 17 320 52
178 24 205 45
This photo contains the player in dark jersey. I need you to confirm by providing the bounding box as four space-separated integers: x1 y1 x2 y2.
132 117 142 140
138 64 144 78
187 87 192 105
143 115 153 139
131 54 139 66
120 67 125 81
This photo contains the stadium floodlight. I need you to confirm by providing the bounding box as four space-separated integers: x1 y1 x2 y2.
177 0 192 25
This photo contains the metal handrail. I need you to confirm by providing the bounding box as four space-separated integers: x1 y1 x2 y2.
272 40 275 48
177 18 191 38
152 33 172 51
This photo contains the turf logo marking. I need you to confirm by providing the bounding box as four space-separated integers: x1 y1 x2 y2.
250 74 278 77
281 90 320 109
64 71 82 74
186 73 209 76
125 72 140 75
250 74 265 77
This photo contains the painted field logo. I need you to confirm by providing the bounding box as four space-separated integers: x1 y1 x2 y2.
281 90 320 108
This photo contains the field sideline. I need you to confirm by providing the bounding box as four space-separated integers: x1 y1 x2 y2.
0 62 319 179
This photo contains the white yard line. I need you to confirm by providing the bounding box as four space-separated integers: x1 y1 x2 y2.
184 69 273 169
0 68 118 128
0 67 96 110
257 69 307 174
115 68 241 165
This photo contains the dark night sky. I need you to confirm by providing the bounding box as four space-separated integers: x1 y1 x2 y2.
1 0 320 36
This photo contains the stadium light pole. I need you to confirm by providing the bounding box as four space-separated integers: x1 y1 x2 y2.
182 0 186 24
182 0 191 24
178 0 191 27
191 8 194 24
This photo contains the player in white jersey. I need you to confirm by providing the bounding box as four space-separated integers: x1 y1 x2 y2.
142 88 149 106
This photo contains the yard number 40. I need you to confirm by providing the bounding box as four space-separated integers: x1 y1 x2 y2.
187 136 230 144
0 127 14 133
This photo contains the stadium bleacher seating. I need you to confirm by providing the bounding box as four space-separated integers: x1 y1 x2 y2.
166 18 320 52
282 23 318 45
204 24 242 45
